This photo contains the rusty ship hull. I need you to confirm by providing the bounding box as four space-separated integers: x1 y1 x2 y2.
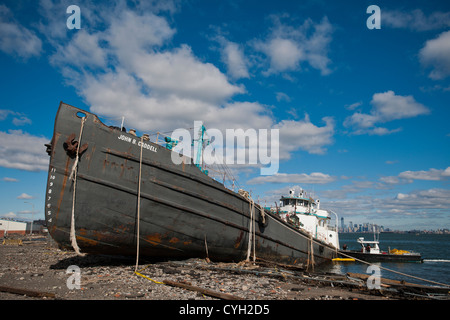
44 102 338 266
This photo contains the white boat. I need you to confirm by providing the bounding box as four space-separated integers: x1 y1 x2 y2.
269 189 340 250
340 233 422 262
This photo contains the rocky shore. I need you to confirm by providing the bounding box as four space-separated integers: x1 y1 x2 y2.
0 236 446 302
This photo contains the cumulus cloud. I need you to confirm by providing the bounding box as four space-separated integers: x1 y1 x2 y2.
253 15 333 75
419 30 450 80
50 30 107 69
45 7 247 133
323 188 450 227
38 3 335 166
215 36 250 80
247 172 336 185
1 212 16 219
383 9 450 31
275 114 335 157
381 167 450 184
0 4 42 59
2 177 19 182
0 130 49 171
130 45 245 105
0 109 32 126
344 90 430 135
17 193 34 199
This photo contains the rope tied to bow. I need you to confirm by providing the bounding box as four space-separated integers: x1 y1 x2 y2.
69 117 86 256
239 189 257 262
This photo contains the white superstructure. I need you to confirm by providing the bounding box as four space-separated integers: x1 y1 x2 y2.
270 189 339 249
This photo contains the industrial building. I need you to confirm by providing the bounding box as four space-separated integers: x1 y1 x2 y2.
0 219 27 237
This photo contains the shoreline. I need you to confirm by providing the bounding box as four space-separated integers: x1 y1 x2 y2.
0 235 447 301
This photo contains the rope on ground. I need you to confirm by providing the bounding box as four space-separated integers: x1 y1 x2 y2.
338 250 450 288
134 270 164 284
134 264 164 284
69 117 86 256
134 135 144 272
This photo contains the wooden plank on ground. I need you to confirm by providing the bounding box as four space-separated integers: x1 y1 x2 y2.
162 280 243 300
0 286 56 298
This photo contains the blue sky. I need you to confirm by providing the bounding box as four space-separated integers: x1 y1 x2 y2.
0 0 449 230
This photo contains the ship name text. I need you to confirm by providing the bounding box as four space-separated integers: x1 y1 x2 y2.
118 134 157 153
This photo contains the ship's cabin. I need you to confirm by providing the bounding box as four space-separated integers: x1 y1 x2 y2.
280 198 310 207
357 237 380 254
272 189 340 249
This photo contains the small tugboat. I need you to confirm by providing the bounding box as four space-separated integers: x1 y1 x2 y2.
340 234 422 263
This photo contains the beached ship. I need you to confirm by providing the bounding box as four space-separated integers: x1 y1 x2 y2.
268 189 340 250
340 236 422 262
44 102 339 266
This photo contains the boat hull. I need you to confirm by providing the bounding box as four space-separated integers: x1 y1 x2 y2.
340 250 422 263
45 102 338 266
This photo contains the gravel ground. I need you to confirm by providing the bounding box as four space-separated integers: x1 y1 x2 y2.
0 235 391 301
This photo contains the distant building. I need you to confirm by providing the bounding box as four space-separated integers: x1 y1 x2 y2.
27 219 48 234
0 219 27 237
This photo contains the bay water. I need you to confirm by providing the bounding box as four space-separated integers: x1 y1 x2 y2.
317 233 450 287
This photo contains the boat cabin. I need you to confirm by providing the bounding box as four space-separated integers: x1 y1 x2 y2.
271 189 339 249
357 237 381 254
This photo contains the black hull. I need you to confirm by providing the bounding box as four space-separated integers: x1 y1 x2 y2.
45 102 338 266
340 251 422 263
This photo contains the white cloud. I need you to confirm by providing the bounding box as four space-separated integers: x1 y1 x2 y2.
51 30 107 69
0 109 31 126
2 177 19 182
216 37 250 80
223 42 250 79
275 114 335 157
380 167 450 185
106 10 176 63
130 45 245 105
1 212 16 219
0 130 49 171
398 167 450 181
383 9 450 31
247 172 336 185
345 101 362 111
47 8 246 133
17 193 34 199
0 4 42 59
12 116 32 126
344 90 430 135
256 37 304 73
391 188 450 209
275 92 291 102
253 16 333 75
325 188 450 226
419 30 450 80
39 3 336 166
0 109 14 120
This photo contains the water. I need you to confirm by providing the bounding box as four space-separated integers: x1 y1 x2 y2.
317 233 450 287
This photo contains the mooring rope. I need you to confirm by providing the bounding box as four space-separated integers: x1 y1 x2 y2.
307 233 315 271
239 189 256 262
69 117 86 256
135 135 144 272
